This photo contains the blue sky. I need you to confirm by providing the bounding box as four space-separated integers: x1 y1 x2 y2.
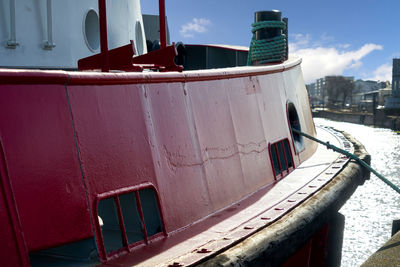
141 0 399 84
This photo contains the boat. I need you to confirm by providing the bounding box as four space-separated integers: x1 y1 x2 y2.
0 1 370 266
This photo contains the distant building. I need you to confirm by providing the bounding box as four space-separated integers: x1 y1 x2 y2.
306 76 354 108
392 59 400 96
354 80 386 94
384 58 400 115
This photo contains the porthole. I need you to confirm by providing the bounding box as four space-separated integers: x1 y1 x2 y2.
135 20 144 55
287 102 304 153
84 9 100 52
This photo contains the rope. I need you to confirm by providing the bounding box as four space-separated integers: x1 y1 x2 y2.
247 20 287 65
291 128 400 194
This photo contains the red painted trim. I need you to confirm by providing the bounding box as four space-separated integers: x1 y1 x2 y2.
0 139 30 266
114 197 129 247
98 0 110 72
135 191 148 243
284 139 295 169
93 200 107 262
0 60 301 85
281 142 289 175
158 0 167 49
274 143 282 176
0 70 69 84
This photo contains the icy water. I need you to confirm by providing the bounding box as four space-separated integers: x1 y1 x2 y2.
314 118 400 267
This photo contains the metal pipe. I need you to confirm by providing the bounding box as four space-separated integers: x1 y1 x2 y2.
158 0 166 49
43 0 55 49
98 0 110 72
6 0 18 48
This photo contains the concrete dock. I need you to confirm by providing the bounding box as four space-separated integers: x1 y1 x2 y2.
362 230 400 266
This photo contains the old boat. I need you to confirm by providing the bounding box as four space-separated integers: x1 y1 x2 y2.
0 0 370 266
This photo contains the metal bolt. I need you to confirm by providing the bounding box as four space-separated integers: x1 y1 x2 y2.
197 248 211 253
168 262 183 267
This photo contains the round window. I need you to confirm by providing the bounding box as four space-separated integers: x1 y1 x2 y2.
84 9 100 52
288 102 304 153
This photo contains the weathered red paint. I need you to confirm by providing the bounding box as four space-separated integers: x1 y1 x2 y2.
0 140 30 267
0 85 93 251
0 58 319 265
282 224 330 267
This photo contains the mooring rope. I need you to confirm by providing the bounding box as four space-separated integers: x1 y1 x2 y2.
291 128 400 194
247 20 287 65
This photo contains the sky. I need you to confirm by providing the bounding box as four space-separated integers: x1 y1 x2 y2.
140 0 400 84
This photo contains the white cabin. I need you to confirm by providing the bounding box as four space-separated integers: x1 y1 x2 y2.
0 0 147 69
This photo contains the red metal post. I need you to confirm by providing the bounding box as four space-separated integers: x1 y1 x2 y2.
158 0 167 49
114 197 129 248
135 191 148 242
98 0 110 72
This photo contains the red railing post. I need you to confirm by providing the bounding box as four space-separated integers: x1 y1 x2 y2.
158 0 167 49
98 0 110 72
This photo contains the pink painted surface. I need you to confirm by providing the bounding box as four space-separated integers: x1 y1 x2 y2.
0 58 318 265
0 85 92 251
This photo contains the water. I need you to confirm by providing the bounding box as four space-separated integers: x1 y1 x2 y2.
314 118 400 266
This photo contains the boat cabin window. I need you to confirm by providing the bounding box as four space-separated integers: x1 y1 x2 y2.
269 138 294 180
96 186 165 259
84 9 100 52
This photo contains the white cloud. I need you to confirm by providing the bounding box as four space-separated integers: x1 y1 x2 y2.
290 35 383 83
180 18 211 38
367 63 392 82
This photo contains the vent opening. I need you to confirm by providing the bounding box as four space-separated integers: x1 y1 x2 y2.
95 185 165 261
269 138 294 179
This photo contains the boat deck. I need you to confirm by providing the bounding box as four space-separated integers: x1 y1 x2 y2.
102 126 353 266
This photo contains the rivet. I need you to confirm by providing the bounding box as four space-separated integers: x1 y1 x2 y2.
244 226 254 230
287 199 296 202
274 207 284 211
261 217 271 220
168 262 183 267
197 248 211 253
